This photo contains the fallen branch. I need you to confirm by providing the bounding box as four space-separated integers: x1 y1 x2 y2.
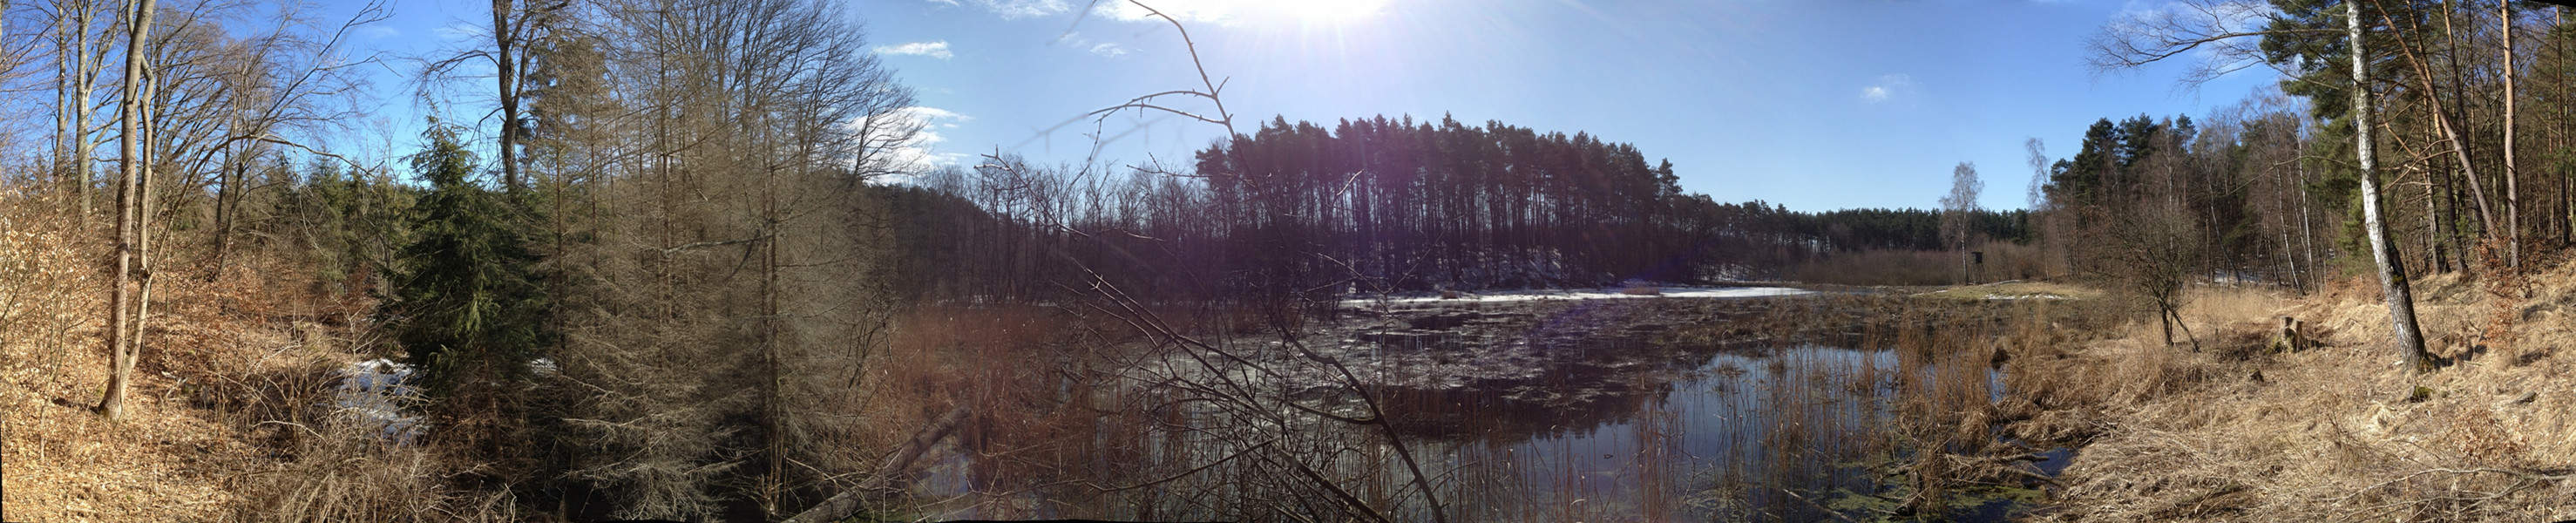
778 405 973 523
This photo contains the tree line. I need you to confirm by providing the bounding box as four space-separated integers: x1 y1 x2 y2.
6 0 919 519
880 115 2033 303
2084 0 2576 367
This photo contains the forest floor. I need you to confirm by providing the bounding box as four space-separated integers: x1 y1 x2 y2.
2001 258 2576 520
3 218 490 522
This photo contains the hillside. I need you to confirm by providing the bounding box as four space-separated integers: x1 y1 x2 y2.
2003 256 2576 520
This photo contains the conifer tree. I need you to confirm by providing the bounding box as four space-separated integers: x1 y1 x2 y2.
386 122 552 398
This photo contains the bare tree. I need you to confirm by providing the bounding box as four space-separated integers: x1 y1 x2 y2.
2087 0 2332 85
96 0 156 421
2092 0 2431 369
51 0 113 227
2416 13 2498 261
1940 161 1982 283
540 0 919 518
2025 138 2047 209
200 2 390 276
419 0 566 193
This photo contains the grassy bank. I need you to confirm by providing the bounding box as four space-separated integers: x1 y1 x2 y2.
1999 260 2576 520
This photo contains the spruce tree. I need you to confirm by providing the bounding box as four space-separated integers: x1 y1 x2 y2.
387 122 552 398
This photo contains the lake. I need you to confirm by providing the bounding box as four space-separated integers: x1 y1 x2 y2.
903 291 2063 521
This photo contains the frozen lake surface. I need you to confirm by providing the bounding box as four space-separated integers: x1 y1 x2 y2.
1341 285 1814 306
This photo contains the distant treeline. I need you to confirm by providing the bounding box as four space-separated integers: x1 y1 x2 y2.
2036 111 2343 294
882 115 2029 302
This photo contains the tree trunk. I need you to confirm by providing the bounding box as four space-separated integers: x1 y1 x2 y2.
129 69 159 413
72 3 99 228
208 149 240 279
2425 165 2446 273
52 5 70 214
2298 161 2318 292
2390 5 2500 255
2500 0 2520 268
2160 304 2176 345
491 0 522 192
2349 0 2436 374
98 0 158 421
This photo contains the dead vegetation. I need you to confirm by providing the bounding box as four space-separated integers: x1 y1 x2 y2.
3 193 512 522
1999 260 2576 521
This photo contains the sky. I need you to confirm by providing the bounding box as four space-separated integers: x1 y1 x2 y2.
333 0 2286 212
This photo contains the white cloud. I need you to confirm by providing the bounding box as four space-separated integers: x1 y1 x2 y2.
1861 73 1915 104
927 0 1073 19
1054 31 1134 59
898 106 973 125
433 23 481 42
932 0 1386 26
874 41 954 59
1091 0 1391 26
1094 0 1241 24
874 106 976 173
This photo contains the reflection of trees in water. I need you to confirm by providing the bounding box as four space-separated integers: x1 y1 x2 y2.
1367 338 1676 444
909 304 2017 522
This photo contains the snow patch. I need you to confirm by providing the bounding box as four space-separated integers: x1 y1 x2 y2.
336 358 424 444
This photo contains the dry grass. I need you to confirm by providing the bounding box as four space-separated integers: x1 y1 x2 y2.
3 194 510 522
1916 281 2103 302
2003 261 2576 521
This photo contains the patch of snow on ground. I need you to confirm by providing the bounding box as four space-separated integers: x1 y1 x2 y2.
1341 286 1813 306
336 358 424 444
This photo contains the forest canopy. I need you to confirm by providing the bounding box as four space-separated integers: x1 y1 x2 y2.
880 114 2034 302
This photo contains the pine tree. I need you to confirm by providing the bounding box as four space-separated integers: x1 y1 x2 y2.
386 122 552 398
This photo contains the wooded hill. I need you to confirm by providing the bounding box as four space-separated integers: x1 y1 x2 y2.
884 115 2034 302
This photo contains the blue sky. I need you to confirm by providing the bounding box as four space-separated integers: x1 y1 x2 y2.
342 0 2283 211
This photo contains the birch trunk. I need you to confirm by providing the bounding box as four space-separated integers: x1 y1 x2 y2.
2349 0 2436 373
2500 0 2520 268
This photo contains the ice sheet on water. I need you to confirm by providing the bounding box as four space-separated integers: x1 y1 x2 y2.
1340 285 1813 306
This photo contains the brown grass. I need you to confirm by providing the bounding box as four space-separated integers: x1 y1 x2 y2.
3 194 512 522
1916 281 2101 302
2002 260 2576 521
1 202 240 522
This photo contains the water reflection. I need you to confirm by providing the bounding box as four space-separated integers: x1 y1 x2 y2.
912 313 2031 521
